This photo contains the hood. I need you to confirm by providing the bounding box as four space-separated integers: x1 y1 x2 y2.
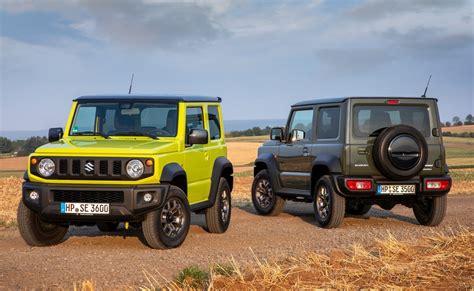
34 138 179 156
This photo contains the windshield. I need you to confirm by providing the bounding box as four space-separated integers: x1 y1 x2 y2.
70 102 178 138
353 105 431 137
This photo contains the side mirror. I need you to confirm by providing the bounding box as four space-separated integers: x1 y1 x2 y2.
270 127 284 141
290 129 305 142
48 128 63 142
188 128 208 145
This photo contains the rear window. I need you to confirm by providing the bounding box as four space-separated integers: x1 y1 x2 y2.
353 105 430 137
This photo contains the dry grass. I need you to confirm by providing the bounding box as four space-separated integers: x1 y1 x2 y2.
227 142 261 166
442 124 474 133
136 229 473 290
206 229 474 290
0 176 21 227
0 156 28 171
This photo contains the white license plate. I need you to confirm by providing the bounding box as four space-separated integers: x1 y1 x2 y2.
60 202 110 215
377 184 416 195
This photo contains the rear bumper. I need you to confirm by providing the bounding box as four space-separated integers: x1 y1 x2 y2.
333 175 451 198
22 181 169 223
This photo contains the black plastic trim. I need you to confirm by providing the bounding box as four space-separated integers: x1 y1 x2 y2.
22 181 169 222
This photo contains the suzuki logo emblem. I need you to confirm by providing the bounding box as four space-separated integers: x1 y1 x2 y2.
84 161 94 173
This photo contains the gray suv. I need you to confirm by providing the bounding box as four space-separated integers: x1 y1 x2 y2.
251 97 451 228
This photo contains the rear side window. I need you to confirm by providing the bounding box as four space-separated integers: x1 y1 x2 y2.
208 106 221 140
186 107 204 132
317 107 340 139
353 105 430 137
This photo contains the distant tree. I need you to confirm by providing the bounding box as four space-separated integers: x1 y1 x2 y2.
452 116 461 125
445 121 451 127
465 114 473 125
18 136 48 156
439 122 445 127
456 121 463 126
0 137 13 153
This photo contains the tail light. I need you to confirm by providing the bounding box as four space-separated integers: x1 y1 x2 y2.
386 99 400 105
425 179 450 190
346 179 373 190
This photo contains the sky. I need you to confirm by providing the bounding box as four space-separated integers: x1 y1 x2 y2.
0 0 473 131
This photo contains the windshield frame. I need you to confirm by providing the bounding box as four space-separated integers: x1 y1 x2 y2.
68 101 179 138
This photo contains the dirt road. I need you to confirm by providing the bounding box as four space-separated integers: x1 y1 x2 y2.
0 195 473 289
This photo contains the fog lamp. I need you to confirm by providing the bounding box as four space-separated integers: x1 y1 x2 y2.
29 191 39 201
143 193 153 203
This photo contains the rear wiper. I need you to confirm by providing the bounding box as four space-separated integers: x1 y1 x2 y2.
74 131 110 139
113 131 159 139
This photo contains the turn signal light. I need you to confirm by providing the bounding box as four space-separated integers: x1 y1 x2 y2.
346 179 372 190
145 159 153 167
425 179 450 190
31 158 38 165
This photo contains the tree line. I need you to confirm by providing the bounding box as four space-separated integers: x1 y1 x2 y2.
0 136 48 156
441 114 473 127
225 126 272 138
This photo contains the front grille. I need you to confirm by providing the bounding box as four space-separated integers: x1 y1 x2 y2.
52 190 124 203
30 157 153 180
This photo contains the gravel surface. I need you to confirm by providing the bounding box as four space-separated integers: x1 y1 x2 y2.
0 195 473 289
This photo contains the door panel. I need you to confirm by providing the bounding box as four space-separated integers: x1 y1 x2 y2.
183 106 211 204
276 108 314 189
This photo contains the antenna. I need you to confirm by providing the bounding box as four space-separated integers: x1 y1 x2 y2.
421 74 431 98
128 73 134 94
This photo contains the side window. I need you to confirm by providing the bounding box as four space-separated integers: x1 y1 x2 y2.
317 107 340 139
186 107 204 133
289 109 314 141
208 106 221 140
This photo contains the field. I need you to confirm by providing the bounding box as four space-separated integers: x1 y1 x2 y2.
442 124 474 133
0 137 473 289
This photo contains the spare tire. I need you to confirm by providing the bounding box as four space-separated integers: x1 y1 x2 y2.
373 125 428 180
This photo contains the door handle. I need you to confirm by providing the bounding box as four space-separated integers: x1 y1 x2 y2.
303 147 309 157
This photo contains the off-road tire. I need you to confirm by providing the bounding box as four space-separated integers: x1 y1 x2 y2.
97 222 119 232
373 125 428 180
17 200 68 246
252 170 285 216
205 178 232 233
142 186 190 249
314 175 345 228
413 195 447 226
345 200 371 216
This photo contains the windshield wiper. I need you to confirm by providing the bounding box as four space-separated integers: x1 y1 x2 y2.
74 131 110 139
112 131 159 139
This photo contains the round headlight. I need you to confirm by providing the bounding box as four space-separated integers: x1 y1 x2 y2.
38 158 55 177
126 159 144 178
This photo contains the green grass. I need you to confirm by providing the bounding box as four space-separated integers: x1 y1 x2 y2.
0 171 24 177
175 266 209 288
450 169 474 181
443 136 474 144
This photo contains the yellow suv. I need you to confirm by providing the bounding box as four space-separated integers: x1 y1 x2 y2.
18 95 233 249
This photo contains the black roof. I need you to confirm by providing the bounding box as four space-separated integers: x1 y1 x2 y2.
292 96 437 107
74 94 221 103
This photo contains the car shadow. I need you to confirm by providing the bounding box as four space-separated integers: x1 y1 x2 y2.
236 202 419 226
66 213 208 242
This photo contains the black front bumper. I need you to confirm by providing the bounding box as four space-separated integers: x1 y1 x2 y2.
333 175 451 198
22 181 170 222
